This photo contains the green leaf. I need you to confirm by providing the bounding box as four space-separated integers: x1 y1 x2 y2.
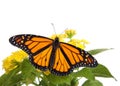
88 48 113 55
90 64 115 79
20 59 38 84
39 79 50 86
0 67 21 86
8 74 22 86
45 74 73 85
0 73 8 85
82 80 103 86
70 78 79 86
72 68 95 80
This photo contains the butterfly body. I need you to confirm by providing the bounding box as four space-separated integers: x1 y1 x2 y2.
48 37 60 69
9 34 98 76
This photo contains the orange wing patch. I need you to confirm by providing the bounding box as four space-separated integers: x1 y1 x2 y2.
53 48 70 72
60 43 83 65
24 37 52 53
61 43 80 53
31 37 52 42
33 46 52 67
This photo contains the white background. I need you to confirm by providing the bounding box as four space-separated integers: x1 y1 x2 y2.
0 0 120 86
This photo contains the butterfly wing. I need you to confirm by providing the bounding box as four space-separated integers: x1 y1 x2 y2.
50 42 98 76
9 34 54 71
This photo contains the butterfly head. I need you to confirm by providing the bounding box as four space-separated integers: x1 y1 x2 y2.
52 37 60 48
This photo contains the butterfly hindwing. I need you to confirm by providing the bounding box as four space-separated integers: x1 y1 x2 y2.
30 45 53 71
50 47 72 76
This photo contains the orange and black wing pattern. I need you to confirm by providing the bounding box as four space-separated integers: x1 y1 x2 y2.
9 34 98 76
9 34 54 71
50 42 98 76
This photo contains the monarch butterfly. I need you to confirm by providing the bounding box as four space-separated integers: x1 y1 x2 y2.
9 34 98 76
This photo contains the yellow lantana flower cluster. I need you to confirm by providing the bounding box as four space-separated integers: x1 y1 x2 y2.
68 39 89 49
65 29 76 39
2 50 28 73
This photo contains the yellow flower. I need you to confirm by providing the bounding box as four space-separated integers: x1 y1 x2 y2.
68 39 89 49
43 70 51 75
11 50 28 62
65 29 76 38
50 34 67 42
2 57 17 73
2 50 28 73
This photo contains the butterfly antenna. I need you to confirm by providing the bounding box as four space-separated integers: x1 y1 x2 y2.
51 23 57 35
